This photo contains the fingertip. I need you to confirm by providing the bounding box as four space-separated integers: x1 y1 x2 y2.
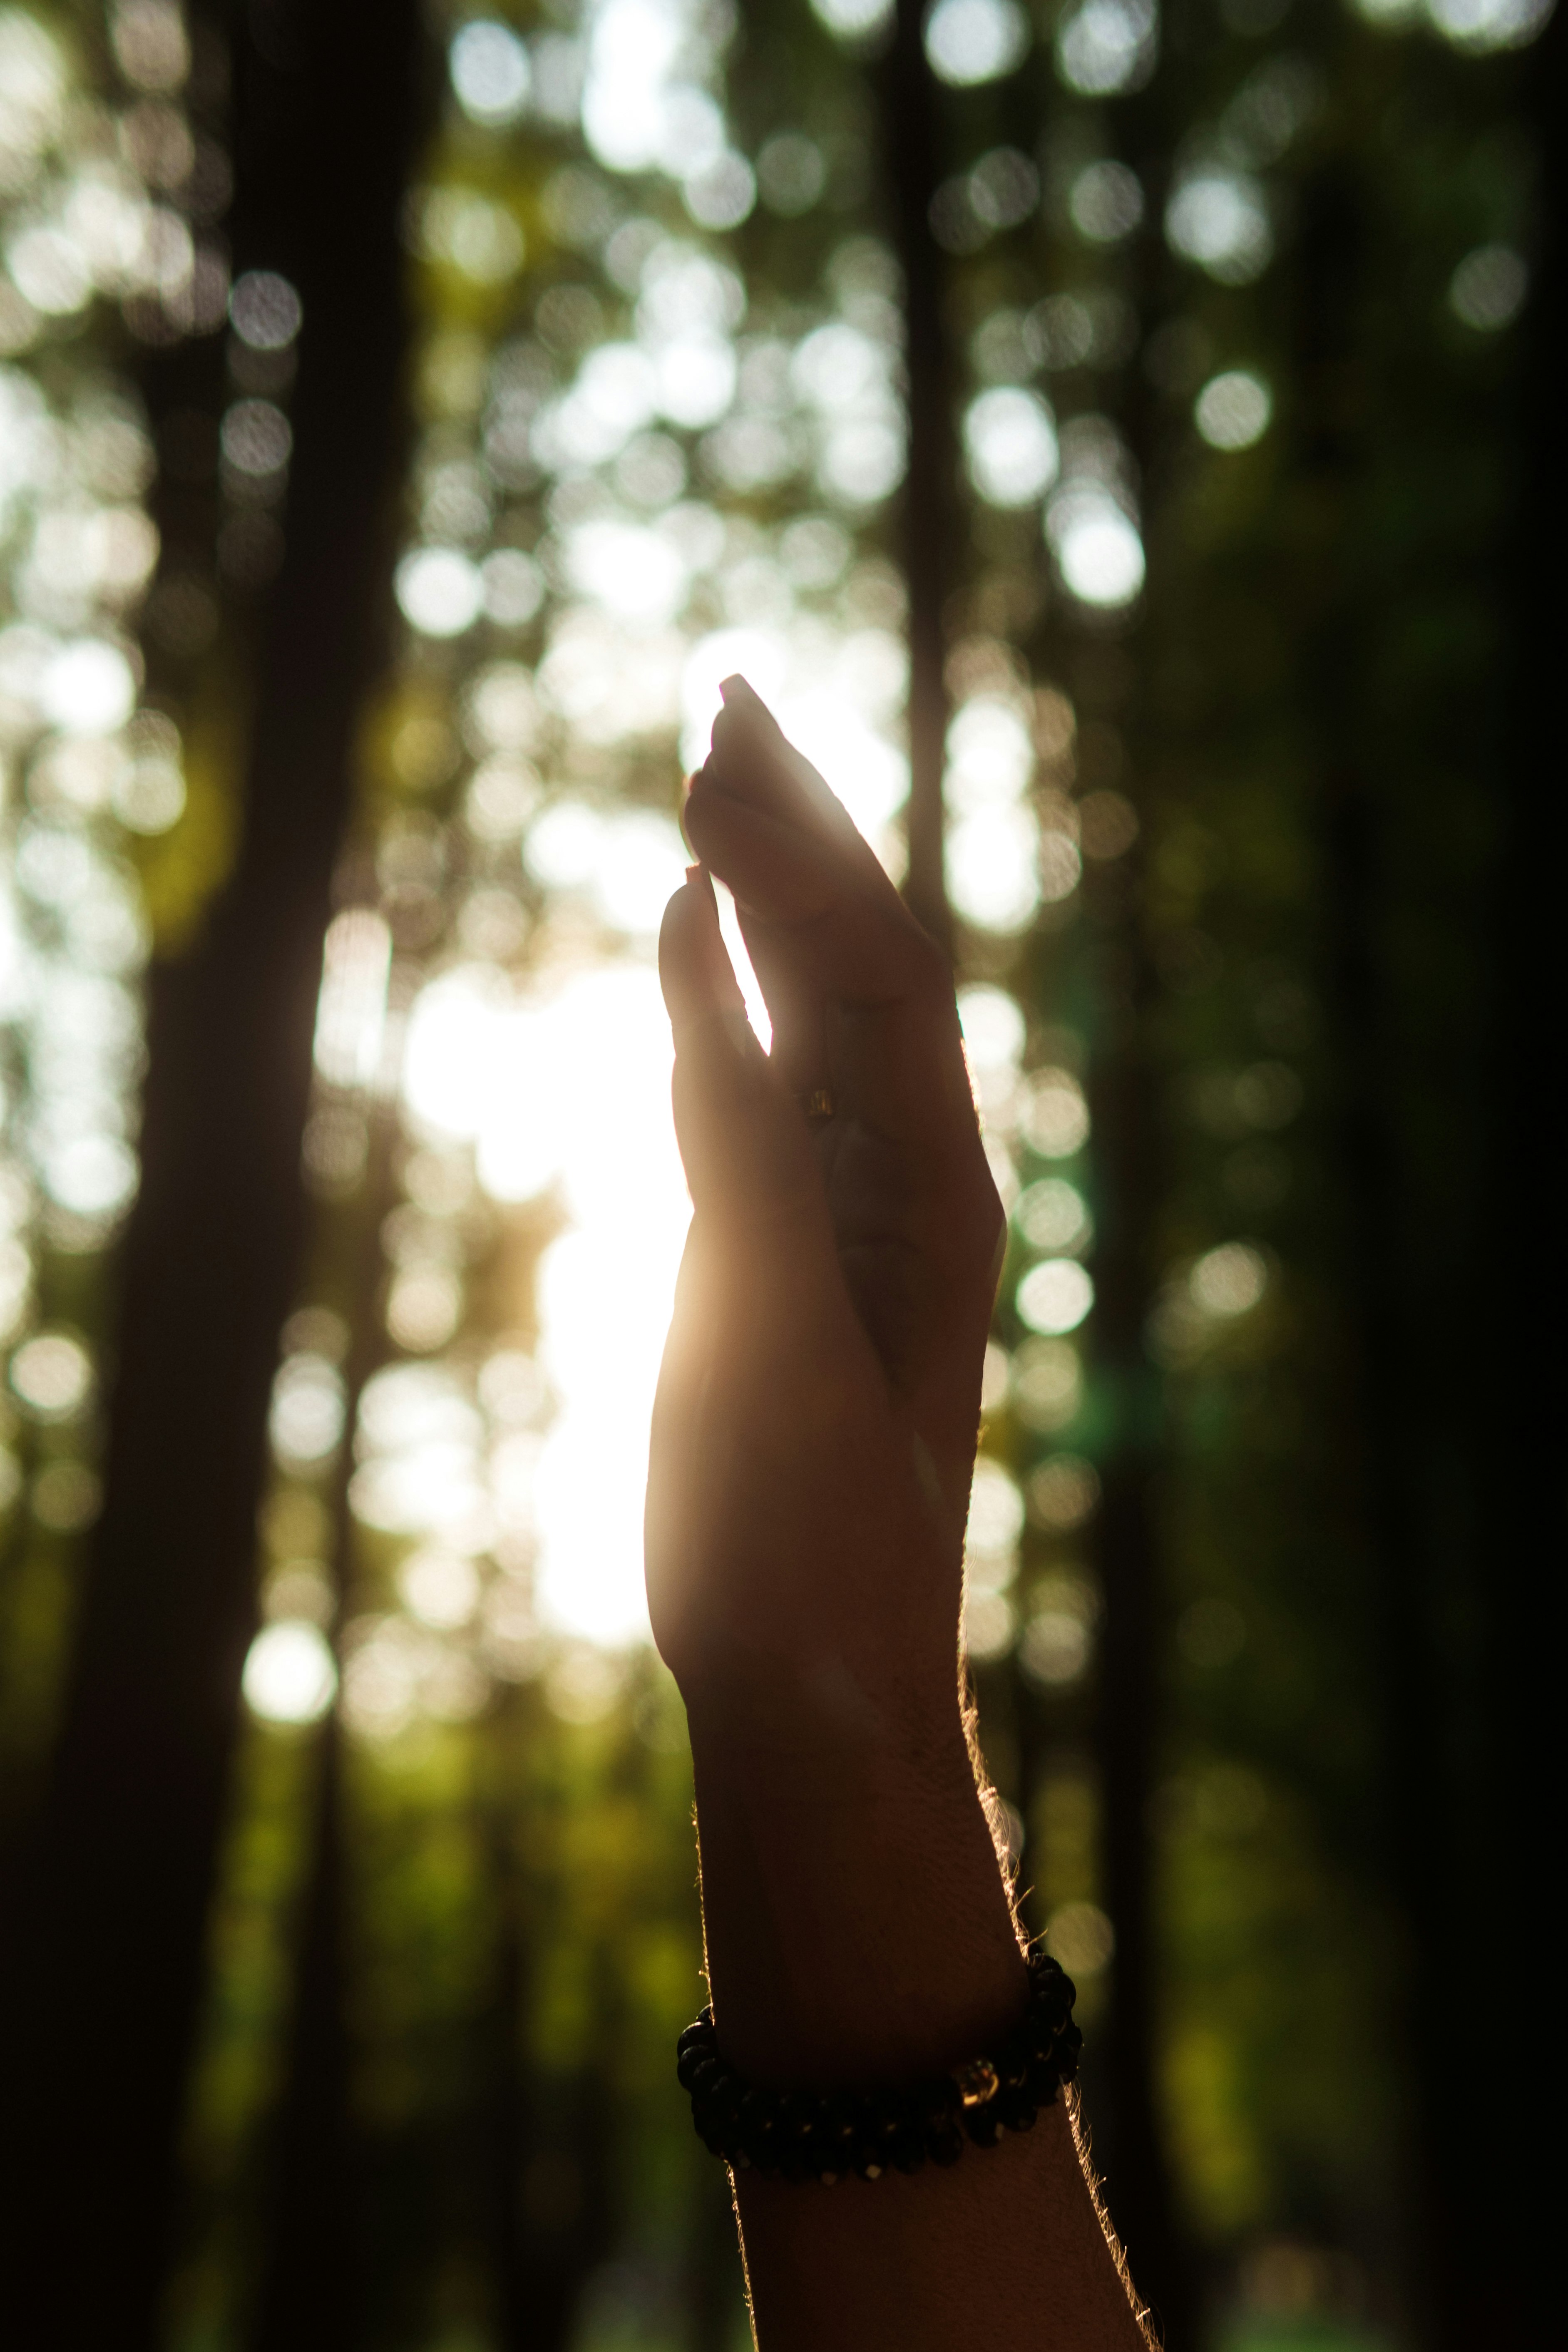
658 865 702 999
659 858 741 1039
707 684 857 853
712 680 783 769
659 866 687 943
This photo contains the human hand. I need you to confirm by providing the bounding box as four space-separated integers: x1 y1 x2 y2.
644 681 1151 2352
645 676 1005 1756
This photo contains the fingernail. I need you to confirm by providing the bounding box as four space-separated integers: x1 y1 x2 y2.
718 673 753 706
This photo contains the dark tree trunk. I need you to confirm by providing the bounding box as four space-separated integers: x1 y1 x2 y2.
248 1108 401 2350
479 1706 621 2352
882 0 957 953
1084 887 1193 2350
1440 15 1561 2342
1483 14 1563 2340
1068 90 1192 2349
1295 146 1456 2345
487 1832 533 2352
0 2 425 2339
1298 119 1559 2342
248 1716 356 2350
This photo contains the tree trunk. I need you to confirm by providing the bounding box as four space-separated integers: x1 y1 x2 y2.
0 3 424 2338
1476 17 1563 2341
882 0 957 953
248 1103 401 2349
248 1716 356 2350
1084 889 1193 2348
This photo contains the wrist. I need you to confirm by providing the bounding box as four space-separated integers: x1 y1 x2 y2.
681 1637 959 1792
687 1663 1026 2088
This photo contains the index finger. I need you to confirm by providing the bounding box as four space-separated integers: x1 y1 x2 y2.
684 688 974 1152
703 675 875 864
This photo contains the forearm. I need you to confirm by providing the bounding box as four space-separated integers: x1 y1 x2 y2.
687 1677 1152 2352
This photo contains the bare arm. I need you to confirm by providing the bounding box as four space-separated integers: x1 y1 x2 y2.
646 678 1152 2351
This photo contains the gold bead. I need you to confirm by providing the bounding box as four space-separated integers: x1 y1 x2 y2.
955 2059 998 2109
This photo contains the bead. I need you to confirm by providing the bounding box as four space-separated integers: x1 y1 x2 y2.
926 2119 965 2166
810 2095 857 2179
780 2091 816 2142
914 2074 959 2125
738 2088 780 2173
1025 2054 1063 2104
705 2076 743 2134
962 2104 1002 2148
868 2091 905 2147
821 2093 858 2147
997 2044 1031 2096
954 2056 999 2109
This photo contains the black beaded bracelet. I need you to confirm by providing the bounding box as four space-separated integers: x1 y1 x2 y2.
676 1943 1081 2185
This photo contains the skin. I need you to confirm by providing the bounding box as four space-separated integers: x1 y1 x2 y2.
645 677 1153 2350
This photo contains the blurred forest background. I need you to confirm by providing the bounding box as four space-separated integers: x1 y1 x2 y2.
0 0 1557 2346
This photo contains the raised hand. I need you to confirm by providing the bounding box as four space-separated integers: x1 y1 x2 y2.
645 676 1004 1739
645 683 1151 2352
